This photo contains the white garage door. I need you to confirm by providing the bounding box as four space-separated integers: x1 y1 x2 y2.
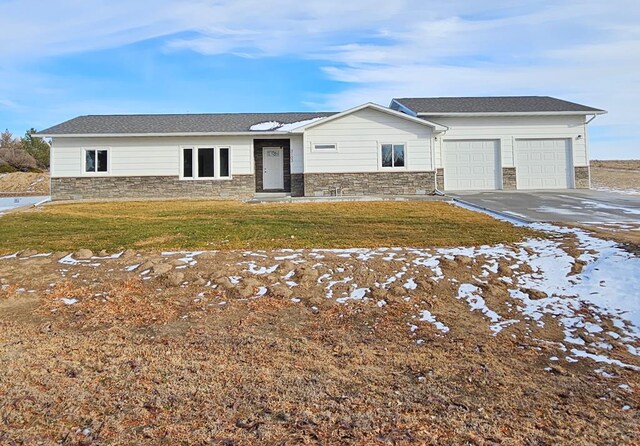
515 139 572 189
443 140 500 190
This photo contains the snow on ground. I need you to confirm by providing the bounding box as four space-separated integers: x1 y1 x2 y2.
191 216 639 372
593 186 640 196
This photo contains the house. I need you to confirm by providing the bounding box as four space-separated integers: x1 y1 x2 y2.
37 97 605 201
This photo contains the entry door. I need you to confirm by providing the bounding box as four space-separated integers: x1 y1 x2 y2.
263 147 284 189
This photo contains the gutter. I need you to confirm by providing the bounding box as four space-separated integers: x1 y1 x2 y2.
416 111 608 117
33 131 301 138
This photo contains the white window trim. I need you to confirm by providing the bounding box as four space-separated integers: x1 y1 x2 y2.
311 142 338 152
378 142 408 170
180 146 233 181
82 147 110 175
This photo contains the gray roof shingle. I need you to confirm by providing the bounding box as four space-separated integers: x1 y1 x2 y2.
37 112 337 135
392 96 605 114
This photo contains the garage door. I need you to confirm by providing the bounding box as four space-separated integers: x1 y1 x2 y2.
443 140 500 190
515 139 572 189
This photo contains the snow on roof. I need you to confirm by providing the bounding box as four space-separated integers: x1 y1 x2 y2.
249 121 281 131
249 117 326 132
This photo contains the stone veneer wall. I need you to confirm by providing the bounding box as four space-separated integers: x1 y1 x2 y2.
51 175 255 201
290 174 304 197
574 166 590 189
502 167 517 190
253 139 291 192
435 168 444 191
303 171 436 197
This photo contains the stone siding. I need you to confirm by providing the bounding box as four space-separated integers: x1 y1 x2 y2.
291 174 304 197
51 175 255 201
574 166 590 189
303 171 436 197
502 167 517 190
435 168 444 191
253 139 291 192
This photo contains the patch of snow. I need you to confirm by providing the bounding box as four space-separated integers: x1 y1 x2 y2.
403 278 417 290
456 284 501 323
61 298 78 305
418 310 450 333
249 117 325 132
249 121 281 131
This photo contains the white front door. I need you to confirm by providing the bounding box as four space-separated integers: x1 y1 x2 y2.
263 147 284 190
443 140 501 190
515 139 572 189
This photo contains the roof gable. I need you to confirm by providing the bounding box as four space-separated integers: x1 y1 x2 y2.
391 96 606 115
298 103 447 132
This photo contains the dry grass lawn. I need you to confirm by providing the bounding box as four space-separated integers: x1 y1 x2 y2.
0 242 638 445
0 172 49 195
0 200 536 253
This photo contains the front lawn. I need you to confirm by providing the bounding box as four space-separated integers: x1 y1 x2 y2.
0 200 535 252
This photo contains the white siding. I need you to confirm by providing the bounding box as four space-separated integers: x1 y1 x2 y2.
290 134 304 174
303 108 433 173
51 136 254 177
432 115 587 169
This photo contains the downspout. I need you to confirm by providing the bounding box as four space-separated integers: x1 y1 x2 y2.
584 114 598 125
430 119 449 196
583 114 598 189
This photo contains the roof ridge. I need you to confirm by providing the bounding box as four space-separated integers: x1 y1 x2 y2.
78 111 337 118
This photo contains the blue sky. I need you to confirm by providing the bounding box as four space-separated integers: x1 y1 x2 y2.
0 0 638 158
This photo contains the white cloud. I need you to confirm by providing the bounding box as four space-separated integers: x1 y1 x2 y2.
0 0 638 157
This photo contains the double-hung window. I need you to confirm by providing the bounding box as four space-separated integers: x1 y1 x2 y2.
85 149 108 173
381 143 405 168
182 147 230 179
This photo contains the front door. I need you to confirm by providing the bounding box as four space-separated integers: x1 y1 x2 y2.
263 147 284 190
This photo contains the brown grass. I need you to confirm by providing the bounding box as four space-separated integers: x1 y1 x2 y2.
0 245 638 444
0 200 537 253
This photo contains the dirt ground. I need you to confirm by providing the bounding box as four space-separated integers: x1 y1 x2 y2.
0 237 638 444
0 172 49 195
590 160 640 194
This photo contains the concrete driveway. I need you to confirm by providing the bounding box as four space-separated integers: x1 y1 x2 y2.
449 190 640 223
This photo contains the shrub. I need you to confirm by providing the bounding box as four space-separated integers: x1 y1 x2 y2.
0 161 18 173
0 147 38 170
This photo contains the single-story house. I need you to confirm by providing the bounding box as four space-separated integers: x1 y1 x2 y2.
37 96 606 201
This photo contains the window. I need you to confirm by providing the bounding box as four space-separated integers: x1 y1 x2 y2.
198 148 215 178
381 144 405 168
313 143 337 151
85 149 108 173
181 146 230 180
219 148 230 177
183 148 193 178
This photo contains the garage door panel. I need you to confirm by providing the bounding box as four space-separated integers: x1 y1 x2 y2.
515 139 571 189
443 139 500 191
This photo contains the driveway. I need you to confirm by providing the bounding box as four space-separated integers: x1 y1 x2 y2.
449 190 640 223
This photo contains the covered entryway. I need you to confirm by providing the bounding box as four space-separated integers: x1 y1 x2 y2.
443 139 500 190
253 139 291 192
515 139 572 189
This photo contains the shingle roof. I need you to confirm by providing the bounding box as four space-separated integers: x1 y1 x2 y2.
392 96 605 114
37 112 337 135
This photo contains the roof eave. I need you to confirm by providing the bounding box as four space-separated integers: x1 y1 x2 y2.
416 110 607 117
33 131 302 138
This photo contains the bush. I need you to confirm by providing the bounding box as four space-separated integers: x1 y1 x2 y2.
0 147 38 170
0 162 18 173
